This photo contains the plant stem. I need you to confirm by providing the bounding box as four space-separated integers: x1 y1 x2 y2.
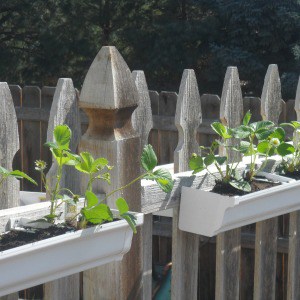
206 167 219 180
50 151 63 219
103 173 146 202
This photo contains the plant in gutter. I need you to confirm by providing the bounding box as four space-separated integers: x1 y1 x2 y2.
189 111 283 193
275 121 300 175
36 125 174 232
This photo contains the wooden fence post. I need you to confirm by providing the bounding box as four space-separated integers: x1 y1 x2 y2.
287 75 300 300
132 70 153 300
215 67 243 300
0 83 20 300
43 78 81 300
254 64 282 300
80 46 143 300
172 69 201 300
0 83 20 209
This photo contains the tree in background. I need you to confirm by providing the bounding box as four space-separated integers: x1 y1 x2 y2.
0 0 299 98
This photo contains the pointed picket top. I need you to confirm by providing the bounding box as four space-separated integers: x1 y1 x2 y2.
46 78 81 194
295 76 300 120
172 69 201 300
0 82 20 209
132 70 153 149
220 66 243 129
220 67 243 163
80 46 138 109
174 69 202 173
261 64 282 124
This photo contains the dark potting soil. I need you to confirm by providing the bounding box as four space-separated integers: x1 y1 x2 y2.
211 180 280 197
0 218 121 252
0 226 75 252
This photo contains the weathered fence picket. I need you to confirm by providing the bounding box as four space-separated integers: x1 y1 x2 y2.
172 69 201 300
132 70 154 300
0 83 20 300
254 64 282 300
43 78 81 300
215 67 243 300
0 83 20 209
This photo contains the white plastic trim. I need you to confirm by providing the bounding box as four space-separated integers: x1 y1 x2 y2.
178 174 300 237
0 211 143 296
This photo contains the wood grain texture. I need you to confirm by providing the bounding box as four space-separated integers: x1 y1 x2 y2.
80 46 143 300
158 92 178 164
254 218 278 300
216 67 243 300
132 70 153 300
0 83 20 209
287 76 300 300
171 69 201 300
41 86 55 183
44 78 81 300
0 82 19 300
9 85 22 190
80 46 138 109
148 91 160 157
198 94 220 146
132 71 153 148
261 64 282 123
22 86 41 191
46 78 81 194
254 64 282 300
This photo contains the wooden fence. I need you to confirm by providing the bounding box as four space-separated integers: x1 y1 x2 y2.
0 46 300 300
9 90 296 192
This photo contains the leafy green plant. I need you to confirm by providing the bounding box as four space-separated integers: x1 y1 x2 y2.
0 166 37 188
189 111 282 193
276 121 300 174
230 111 284 181
189 119 251 192
35 125 174 232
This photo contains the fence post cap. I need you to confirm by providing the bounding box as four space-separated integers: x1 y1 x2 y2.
79 46 138 110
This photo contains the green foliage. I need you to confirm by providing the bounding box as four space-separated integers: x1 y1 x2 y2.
189 111 282 192
141 144 157 171
35 125 174 232
1 1 299 98
142 145 174 193
276 122 300 173
0 167 37 187
211 122 232 139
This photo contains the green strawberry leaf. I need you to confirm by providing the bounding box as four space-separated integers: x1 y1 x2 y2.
82 204 113 224
121 212 137 233
9 170 37 185
211 122 232 139
229 179 251 192
152 169 173 193
141 145 157 171
277 143 295 156
85 191 99 208
204 154 215 166
116 197 129 215
189 155 205 173
243 110 252 126
53 125 71 150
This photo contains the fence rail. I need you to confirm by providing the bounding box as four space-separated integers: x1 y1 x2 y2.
0 47 299 300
